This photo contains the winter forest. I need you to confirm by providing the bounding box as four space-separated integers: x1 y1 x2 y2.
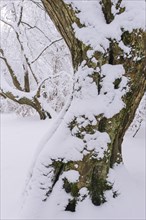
0 0 145 219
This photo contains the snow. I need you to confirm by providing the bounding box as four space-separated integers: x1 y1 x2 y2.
84 131 110 159
1 1 73 114
0 114 50 219
70 62 128 121
1 75 36 100
62 170 80 183
1 1 145 219
100 64 128 118
1 113 145 219
65 0 145 53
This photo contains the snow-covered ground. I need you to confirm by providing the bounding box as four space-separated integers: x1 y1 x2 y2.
1 113 145 219
1 114 50 219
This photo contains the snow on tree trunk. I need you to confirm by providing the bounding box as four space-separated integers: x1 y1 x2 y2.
24 0 146 213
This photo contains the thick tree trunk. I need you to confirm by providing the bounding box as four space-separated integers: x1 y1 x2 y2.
25 0 145 212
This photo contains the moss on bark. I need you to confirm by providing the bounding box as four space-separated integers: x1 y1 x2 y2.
41 0 146 211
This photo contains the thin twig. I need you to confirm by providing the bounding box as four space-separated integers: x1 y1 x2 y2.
31 38 63 64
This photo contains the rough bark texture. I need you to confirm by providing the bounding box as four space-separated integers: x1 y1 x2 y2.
42 0 86 70
41 0 146 211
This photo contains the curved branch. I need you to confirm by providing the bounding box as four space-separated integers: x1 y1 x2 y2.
21 21 52 42
31 38 63 64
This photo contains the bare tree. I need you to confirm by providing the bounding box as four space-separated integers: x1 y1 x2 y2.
0 0 72 119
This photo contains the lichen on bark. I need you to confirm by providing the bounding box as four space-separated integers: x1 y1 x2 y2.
27 0 146 212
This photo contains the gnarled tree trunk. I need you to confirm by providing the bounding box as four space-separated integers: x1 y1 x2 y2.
25 0 146 213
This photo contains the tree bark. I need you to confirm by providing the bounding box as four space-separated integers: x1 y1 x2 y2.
0 89 51 120
0 49 23 91
0 50 52 120
27 0 146 211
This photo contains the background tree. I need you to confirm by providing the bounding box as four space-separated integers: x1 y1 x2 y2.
23 0 146 213
0 0 72 119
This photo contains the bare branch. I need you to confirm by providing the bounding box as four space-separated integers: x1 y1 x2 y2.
1 17 39 87
21 21 52 42
31 0 45 11
0 92 7 99
12 3 17 22
27 59 39 84
31 38 63 64
18 1 24 26
0 19 14 29
0 49 23 91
